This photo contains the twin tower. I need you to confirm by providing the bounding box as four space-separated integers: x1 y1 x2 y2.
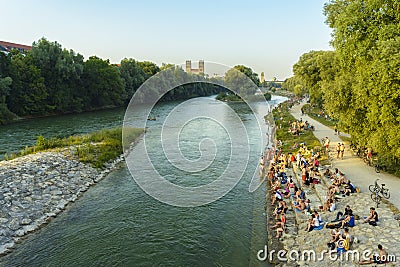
185 60 204 74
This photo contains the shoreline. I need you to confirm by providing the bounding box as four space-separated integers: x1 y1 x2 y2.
0 149 125 257
264 100 400 266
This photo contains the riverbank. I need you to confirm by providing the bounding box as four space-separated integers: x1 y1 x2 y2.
265 100 400 266
0 149 125 256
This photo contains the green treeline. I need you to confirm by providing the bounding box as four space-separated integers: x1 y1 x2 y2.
282 0 400 173
0 38 224 124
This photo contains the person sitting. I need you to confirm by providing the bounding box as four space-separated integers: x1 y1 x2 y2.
340 212 355 228
314 210 323 224
358 244 388 265
329 199 336 212
345 180 357 193
270 219 285 238
281 200 288 214
279 184 291 198
323 198 336 212
306 214 317 232
288 178 296 194
328 185 340 198
323 168 332 178
323 198 333 212
280 213 286 225
343 227 352 245
364 207 379 225
304 199 311 212
341 185 352 196
330 228 341 242
334 205 353 222
293 199 306 212
335 234 349 255
271 190 283 205
272 201 284 219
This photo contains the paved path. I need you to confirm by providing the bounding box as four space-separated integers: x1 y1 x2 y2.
289 101 400 211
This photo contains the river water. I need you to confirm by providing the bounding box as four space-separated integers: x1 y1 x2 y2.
0 95 286 267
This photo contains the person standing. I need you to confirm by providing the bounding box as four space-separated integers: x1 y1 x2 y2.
336 143 341 159
340 143 345 160
324 137 330 154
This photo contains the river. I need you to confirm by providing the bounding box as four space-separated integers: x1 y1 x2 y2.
0 95 286 267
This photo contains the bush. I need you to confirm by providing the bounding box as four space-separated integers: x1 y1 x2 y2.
8 127 143 168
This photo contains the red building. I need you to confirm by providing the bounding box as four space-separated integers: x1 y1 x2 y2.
0 40 32 54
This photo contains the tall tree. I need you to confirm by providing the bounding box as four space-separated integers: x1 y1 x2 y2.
31 38 84 112
7 52 47 115
119 58 146 102
81 56 124 109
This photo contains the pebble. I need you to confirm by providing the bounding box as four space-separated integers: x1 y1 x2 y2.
0 150 123 256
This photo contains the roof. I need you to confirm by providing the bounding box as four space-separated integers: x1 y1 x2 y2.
0 40 32 52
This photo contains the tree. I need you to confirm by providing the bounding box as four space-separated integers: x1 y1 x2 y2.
224 65 259 96
321 0 400 169
81 56 124 109
31 38 84 112
0 77 12 105
138 61 160 78
292 50 337 107
119 58 146 102
7 52 48 115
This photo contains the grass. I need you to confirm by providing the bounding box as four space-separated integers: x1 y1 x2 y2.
272 102 329 165
4 127 143 168
301 104 338 128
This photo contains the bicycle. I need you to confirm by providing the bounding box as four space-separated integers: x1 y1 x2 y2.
369 179 390 207
372 158 385 173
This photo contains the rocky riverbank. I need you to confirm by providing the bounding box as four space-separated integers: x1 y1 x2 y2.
0 149 124 256
269 163 400 267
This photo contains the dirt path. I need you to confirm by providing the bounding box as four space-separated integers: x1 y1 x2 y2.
289 101 400 211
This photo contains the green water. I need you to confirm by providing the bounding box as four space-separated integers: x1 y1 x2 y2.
0 96 286 266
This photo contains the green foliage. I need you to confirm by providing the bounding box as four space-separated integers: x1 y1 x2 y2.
0 102 18 125
224 65 260 97
0 38 227 123
264 92 272 101
120 58 147 102
82 56 125 108
286 0 400 174
7 127 143 168
272 102 327 163
292 50 338 107
302 104 338 128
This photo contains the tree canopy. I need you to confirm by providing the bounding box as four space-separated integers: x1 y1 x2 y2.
286 0 400 172
0 38 225 124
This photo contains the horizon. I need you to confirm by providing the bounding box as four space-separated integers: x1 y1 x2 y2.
2 0 332 80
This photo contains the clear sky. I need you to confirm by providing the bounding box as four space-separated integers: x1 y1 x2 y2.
1 0 332 80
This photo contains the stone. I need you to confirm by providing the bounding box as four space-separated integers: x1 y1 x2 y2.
20 218 31 225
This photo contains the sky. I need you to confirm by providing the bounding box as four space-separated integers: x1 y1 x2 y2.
1 0 332 80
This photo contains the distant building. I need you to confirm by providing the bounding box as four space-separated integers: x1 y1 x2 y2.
260 72 265 83
0 40 32 54
185 60 204 74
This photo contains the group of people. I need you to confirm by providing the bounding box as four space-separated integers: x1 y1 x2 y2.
287 118 314 136
266 147 386 258
265 146 325 239
336 142 345 160
321 168 385 260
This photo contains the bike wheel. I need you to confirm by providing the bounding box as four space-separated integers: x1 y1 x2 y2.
375 165 380 173
369 184 377 193
382 189 390 199
371 193 381 204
